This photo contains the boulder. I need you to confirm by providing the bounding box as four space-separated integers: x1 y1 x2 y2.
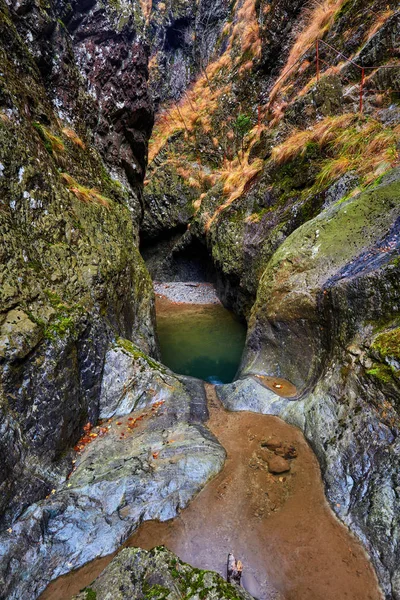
73 546 255 600
0 346 225 600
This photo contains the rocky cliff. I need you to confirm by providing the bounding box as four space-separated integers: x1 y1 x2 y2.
141 0 400 597
1 0 400 599
0 0 156 526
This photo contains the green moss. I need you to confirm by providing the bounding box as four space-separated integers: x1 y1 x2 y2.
83 589 96 600
116 337 164 371
143 582 170 599
41 290 83 340
334 1 353 24
391 256 400 268
45 315 74 339
366 363 396 384
32 122 65 157
371 328 400 362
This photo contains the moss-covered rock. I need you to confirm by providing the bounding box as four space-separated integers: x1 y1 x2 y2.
73 547 254 600
0 0 155 525
243 168 400 391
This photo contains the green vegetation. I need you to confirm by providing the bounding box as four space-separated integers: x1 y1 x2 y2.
371 328 400 362
116 337 164 371
32 122 65 162
82 589 96 600
271 114 399 192
36 291 84 341
143 581 171 599
164 552 244 600
233 113 253 155
366 363 397 385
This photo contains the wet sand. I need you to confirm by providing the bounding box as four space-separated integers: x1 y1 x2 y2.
41 386 382 600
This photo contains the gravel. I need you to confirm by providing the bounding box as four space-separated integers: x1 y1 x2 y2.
154 282 222 304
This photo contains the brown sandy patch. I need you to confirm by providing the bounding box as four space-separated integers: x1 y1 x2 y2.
40 385 382 600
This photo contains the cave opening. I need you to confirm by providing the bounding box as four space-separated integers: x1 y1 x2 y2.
164 17 191 51
140 230 247 384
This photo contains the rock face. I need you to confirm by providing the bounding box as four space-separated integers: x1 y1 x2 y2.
0 344 225 600
217 169 400 599
141 3 400 596
146 0 230 109
73 546 254 600
1 1 400 600
141 0 400 317
0 0 155 526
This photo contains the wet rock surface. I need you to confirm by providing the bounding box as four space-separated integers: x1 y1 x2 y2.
72 546 254 600
217 170 400 599
0 344 225 600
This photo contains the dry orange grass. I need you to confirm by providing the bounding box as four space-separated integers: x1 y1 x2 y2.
272 113 399 187
364 8 394 41
268 0 347 106
271 113 356 163
230 0 261 59
148 0 261 164
61 173 110 209
147 0 263 232
205 157 263 231
62 127 85 150
139 0 152 22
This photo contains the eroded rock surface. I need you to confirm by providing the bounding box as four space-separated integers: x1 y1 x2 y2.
218 170 400 599
0 343 225 600
0 0 154 526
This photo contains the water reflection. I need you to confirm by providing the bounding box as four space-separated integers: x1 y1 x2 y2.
156 298 246 383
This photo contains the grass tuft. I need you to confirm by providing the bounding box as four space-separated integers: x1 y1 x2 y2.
62 127 86 149
61 173 111 209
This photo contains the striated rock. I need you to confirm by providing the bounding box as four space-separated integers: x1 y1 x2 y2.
0 342 225 600
267 456 291 474
73 546 255 600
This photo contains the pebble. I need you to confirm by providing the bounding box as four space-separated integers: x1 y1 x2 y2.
267 456 291 474
154 282 222 305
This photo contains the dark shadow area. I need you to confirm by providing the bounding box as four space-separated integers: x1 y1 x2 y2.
164 17 191 51
140 229 217 283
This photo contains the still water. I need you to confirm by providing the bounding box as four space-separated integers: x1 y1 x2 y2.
156 298 246 383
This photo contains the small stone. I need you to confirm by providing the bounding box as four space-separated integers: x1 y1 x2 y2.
267 456 291 474
260 437 282 450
